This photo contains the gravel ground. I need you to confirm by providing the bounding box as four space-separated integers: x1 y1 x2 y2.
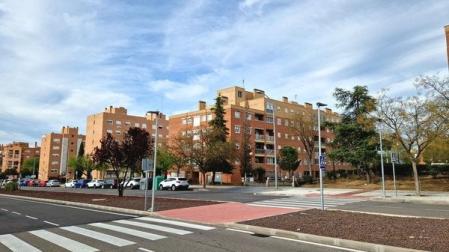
241 209 449 252
0 190 222 211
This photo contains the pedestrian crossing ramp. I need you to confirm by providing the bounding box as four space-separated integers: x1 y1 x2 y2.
248 197 366 209
0 217 215 252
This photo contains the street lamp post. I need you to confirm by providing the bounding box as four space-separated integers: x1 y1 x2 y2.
148 111 160 212
316 102 327 211
378 120 386 198
265 95 278 189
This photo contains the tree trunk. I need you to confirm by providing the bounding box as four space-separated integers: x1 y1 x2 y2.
411 161 421 196
202 172 207 189
211 171 216 185
307 158 312 177
176 166 180 177
118 184 124 197
332 160 336 180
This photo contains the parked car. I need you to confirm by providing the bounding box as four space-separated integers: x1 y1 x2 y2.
74 179 90 188
20 179 30 187
159 177 189 191
27 179 39 187
101 179 116 189
121 178 141 189
46 180 60 187
87 179 104 189
38 180 47 187
64 180 76 188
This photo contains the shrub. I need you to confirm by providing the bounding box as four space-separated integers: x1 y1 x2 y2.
302 175 314 184
4 182 18 192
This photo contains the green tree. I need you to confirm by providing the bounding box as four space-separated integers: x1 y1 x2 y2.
22 157 39 177
169 134 192 176
240 102 253 181
69 155 96 180
328 86 378 183
278 146 300 177
157 147 176 175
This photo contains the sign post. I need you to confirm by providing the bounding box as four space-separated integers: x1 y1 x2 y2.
142 158 153 211
391 152 398 197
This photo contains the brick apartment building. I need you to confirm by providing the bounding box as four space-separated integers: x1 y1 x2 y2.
85 106 168 179
0 142 40 174
168 86 349 185
38 126 85 181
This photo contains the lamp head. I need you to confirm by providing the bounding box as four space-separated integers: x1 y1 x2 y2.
316 102 327 107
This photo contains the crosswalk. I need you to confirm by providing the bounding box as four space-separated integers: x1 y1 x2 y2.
248 196 366 209
0 217 215 252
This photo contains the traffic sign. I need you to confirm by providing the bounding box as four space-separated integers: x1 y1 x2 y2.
391 153 398 163
319 155 326 170
141 158 154 171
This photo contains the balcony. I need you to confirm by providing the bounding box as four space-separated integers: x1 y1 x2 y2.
265 149 275 156
255 134 265 141
255 149 265 155
266 135 275 142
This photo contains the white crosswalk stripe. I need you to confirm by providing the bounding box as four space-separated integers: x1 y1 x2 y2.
29 230 98 252
0 234 41 252
248 197 365 209
0 217 216 252
61 226 136 247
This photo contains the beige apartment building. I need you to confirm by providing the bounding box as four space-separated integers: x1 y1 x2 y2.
1 142 40 174
168 86 349 185
85 106 168 179
38 127 85 181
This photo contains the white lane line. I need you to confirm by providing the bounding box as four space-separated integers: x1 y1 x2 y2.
138 248 154 252
2 197 137 218
61 226 135 247
226 228 255 234
137 217 215 231
0 234 42 252
271 236 366 252
0 208 8 212
114 219 192 235
26 215 38 220
43 221 59 226
89 223 166 241
29 230 98 252
11 211 21 215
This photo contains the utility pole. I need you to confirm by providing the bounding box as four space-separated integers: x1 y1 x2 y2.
378 121 386 198
317 102 327 210
149 111 160 212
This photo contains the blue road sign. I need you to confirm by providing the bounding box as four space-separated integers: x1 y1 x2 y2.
319 154 326 170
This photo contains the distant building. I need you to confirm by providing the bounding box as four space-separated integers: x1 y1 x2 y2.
85 106 169 179
38 126 85 181
445 25 449 70
0 142 40 174
168 86 350 185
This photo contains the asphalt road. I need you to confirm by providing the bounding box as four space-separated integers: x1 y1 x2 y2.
335 200 449 218
0 197 359 252
0 196 137 234
22 186 286 203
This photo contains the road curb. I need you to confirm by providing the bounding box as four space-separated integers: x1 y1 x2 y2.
328 209 446 220
371 197 449 206
0 193 158 216
222 223 425 252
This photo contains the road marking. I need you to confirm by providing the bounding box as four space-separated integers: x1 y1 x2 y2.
0 234 42 252
90 223 166 241
26 215 38 220
0 208 8 212
11 211 21 215
114 219 192 235
138 248 154 252
29 230 98 252
61 226 135 247
271 236 366 252
43 221 59 226
2 197 137 217
137 217 215 230
226 228 255 234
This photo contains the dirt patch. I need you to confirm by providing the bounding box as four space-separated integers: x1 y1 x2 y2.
241 209 449 251
304 176 449 191
0 190 222 212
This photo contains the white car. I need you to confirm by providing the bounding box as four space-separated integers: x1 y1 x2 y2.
87 179 104 189
159 177 189 191
46 180 60 187
121 178 141 189
64 180 76 188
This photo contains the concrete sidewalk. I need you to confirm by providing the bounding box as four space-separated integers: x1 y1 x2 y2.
361 190 449 205
256 187 366 197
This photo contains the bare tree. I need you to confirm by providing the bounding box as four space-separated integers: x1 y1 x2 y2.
378 93 447 196
168 134 192 177
290 109 316 176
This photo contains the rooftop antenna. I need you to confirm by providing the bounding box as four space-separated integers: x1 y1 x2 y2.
294 94 298 102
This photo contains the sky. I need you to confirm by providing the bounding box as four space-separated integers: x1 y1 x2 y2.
0 0 448 144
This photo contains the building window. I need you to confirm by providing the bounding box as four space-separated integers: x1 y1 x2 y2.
238 91 243 98
106 129 113 134
52 146 60 150
53 138 60 142
284 120 289 127
135 123 140 127
277 132 281 138
201 115 207 122
285 108 288 113
182 118 187 125
234 125 241 134
51 161 59 165
116 130 121 135
235 143 240 149
234 111 241 119
266 116 273 123
125 121 131 126
142 123 147 129
277 118 282 125
278 145 282 149
266 157 275 164
246 113 252 120
116 121 122 125
285 134 288 139
106 120 113 125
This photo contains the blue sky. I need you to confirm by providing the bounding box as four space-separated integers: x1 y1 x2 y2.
0 0 448 144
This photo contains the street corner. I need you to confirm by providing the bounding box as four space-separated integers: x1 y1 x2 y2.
157 202 300 225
